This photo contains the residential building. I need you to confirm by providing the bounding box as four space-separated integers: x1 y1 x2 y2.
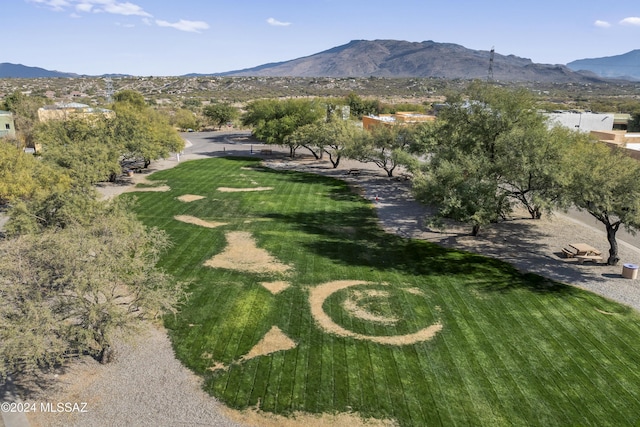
362 112 436 130
37 102 114 122
545 111 614 133
0 110 16 139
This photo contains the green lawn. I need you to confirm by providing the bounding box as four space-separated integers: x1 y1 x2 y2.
127 157 640 426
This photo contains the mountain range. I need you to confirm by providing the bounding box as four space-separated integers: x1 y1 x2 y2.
566 50 640 81
1 39 637 82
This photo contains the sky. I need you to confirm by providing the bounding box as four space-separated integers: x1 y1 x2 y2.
5 0 640 76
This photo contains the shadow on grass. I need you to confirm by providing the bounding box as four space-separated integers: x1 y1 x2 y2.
267 207 578 297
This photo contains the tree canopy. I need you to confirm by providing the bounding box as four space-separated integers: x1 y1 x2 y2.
346 123 416 177
0 141 71 205
410 82 567 234
564 139 640 265
242 98 325 156
203 102 239 129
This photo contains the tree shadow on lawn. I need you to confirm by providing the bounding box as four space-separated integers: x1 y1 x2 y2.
267 208 579 297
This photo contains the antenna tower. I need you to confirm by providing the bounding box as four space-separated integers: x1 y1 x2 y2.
488 46 495 81
104 77 114 103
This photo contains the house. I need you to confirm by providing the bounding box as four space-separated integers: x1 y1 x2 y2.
591 130 640 161
362 112 436 130
37 102 115 122
0 110 16 139
545 111 614 133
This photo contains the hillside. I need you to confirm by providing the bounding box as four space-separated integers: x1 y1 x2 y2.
567 50 640 81
0 63 77 78
214 39 605 83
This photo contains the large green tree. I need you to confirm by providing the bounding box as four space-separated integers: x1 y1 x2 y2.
242 98 325 157
410 82 564 235
287 118 364 168
494 125 573 219
345 123 416 177
0 141 71 205
112 94 185 168
35 116 122 185
203 102 239 129
564 139 640 265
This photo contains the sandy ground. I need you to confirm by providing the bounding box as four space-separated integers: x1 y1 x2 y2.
18 145 640 427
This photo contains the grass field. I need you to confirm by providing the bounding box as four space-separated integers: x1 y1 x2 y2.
126 157 640 426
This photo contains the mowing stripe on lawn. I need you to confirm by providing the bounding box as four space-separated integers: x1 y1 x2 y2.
127 158 640 426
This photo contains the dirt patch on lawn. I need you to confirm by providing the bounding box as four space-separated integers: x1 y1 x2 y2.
177 194 206 202
128 184 171 192
174 215 227 228
241 326 297 361
309 280 442 345
260 280 291 294
222 406 398 427
217 187 273 192
204 231 292 274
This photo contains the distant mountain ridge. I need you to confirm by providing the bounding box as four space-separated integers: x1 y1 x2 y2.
0 62 78 78
2 40 635 82
567 50 640 81
211 39 605 83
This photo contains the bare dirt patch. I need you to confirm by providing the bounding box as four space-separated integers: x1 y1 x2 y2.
174 215 227 229
177 194 206 202
241 326 296 361
128 184 171 192
204 231 292 274
309 280 442 345
260 280 291 295
217 186 274 192
221 406 398 427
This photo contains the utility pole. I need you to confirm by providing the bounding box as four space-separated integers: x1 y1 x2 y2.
104 77 114 103
488 46 495 82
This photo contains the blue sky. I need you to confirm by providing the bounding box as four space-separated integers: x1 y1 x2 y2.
5 0 640 76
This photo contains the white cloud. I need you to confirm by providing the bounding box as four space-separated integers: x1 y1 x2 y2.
28 0 71 11
620 16 640 26
75 3 93 13
29 0 151 17
29 0 209 33
155 19 210 33
102 1 151 17
267 17 291 27
594 20 611 28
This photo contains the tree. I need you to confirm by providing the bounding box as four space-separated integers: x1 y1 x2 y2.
0 200 187 375
410 82 560 235
1 91 47 149
494 125 572 219
242 98 325 157
35 116 122 184
412 145 508 236
0 141 71 205
629 112 640 132
172 108 200 131
203 102 239 129
111 101 185 168
564 139 640 265
345 92 381 119
345 123 415 177
112 89 147 110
